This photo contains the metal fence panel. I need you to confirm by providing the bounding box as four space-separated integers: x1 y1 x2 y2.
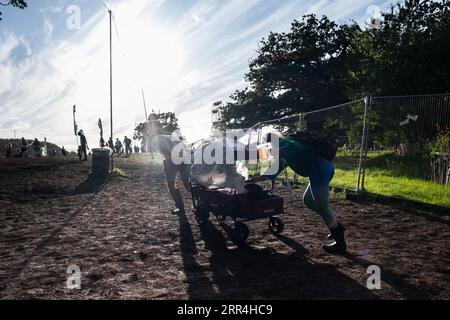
363 94 450 207
246 94 449 207
251 99 367 190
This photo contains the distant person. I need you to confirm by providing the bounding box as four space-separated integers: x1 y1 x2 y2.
146 113 160 147
78 131 89 161
100 137 106 148
134 145 140 153
51 149 57 157
32 138 41 158
115 138 123 155
20 138 28 157
5 143 13 158
124 136 132 156
77 146 83 160
145 113 162 158
151 135 191 214
61 146 68 157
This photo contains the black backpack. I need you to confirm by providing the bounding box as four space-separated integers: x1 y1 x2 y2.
287 131 338 161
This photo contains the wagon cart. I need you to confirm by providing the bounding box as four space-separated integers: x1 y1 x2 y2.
190 182 284 241
188 136 285 241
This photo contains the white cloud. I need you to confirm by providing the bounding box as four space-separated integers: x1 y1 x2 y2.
306 0 330 15
0 0 397 148
0 33 21 61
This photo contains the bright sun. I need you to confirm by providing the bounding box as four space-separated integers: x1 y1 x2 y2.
75 3 189 139
116 19 186 106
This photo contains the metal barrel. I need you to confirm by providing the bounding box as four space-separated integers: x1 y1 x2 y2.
91 148 112 177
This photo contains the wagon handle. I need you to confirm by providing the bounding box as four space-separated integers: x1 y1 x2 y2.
269 180 275 196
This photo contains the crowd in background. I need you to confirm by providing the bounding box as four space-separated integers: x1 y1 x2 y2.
1 134 141 160
1 137 67 159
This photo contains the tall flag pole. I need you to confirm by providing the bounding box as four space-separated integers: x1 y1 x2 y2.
109 10 114 171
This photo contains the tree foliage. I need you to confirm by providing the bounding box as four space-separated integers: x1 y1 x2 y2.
214 0 450 147
351 0 450 96
0 0 28 21
214 14 360 129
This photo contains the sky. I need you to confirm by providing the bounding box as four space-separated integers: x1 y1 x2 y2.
0 0 396 150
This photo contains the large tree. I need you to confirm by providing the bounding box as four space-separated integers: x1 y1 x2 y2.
0 0 28 21
215 0 450 149
351 0 450 97
214 14 361 130
350 0 450 149
133 112 179 151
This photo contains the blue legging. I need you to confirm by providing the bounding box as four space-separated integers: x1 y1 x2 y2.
303 158 337 228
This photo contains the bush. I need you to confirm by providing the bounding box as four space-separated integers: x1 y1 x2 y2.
429 125 450 155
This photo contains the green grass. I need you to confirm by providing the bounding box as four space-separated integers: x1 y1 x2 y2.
249 150 450 208
357 169 450 207
334 150 450 207
327 167 449 207
110 168 128 178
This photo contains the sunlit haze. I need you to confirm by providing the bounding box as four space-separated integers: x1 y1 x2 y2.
0 0 394 150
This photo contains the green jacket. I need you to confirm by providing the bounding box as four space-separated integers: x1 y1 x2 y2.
264 136 319 180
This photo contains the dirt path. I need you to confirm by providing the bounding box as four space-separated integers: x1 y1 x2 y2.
0 155 449 299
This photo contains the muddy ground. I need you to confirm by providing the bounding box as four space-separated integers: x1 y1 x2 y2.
0 154 449 300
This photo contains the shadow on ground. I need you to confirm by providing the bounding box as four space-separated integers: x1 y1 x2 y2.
178 210 385 299
73 174 110 195
5 176 109 287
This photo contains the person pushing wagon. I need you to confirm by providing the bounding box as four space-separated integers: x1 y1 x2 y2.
254 131 347 255
151 134 191 215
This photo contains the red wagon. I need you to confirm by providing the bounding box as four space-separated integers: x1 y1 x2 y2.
190 183 284 241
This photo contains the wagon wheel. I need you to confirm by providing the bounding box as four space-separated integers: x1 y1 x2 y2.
191 188 201 210
194 207 210 225
269 216 284 234
235 222 250 241
215 214 226 222
196 210 209 225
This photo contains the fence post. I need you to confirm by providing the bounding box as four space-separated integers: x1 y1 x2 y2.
356 96 369 193
298 113 305 132
360 96 372 192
